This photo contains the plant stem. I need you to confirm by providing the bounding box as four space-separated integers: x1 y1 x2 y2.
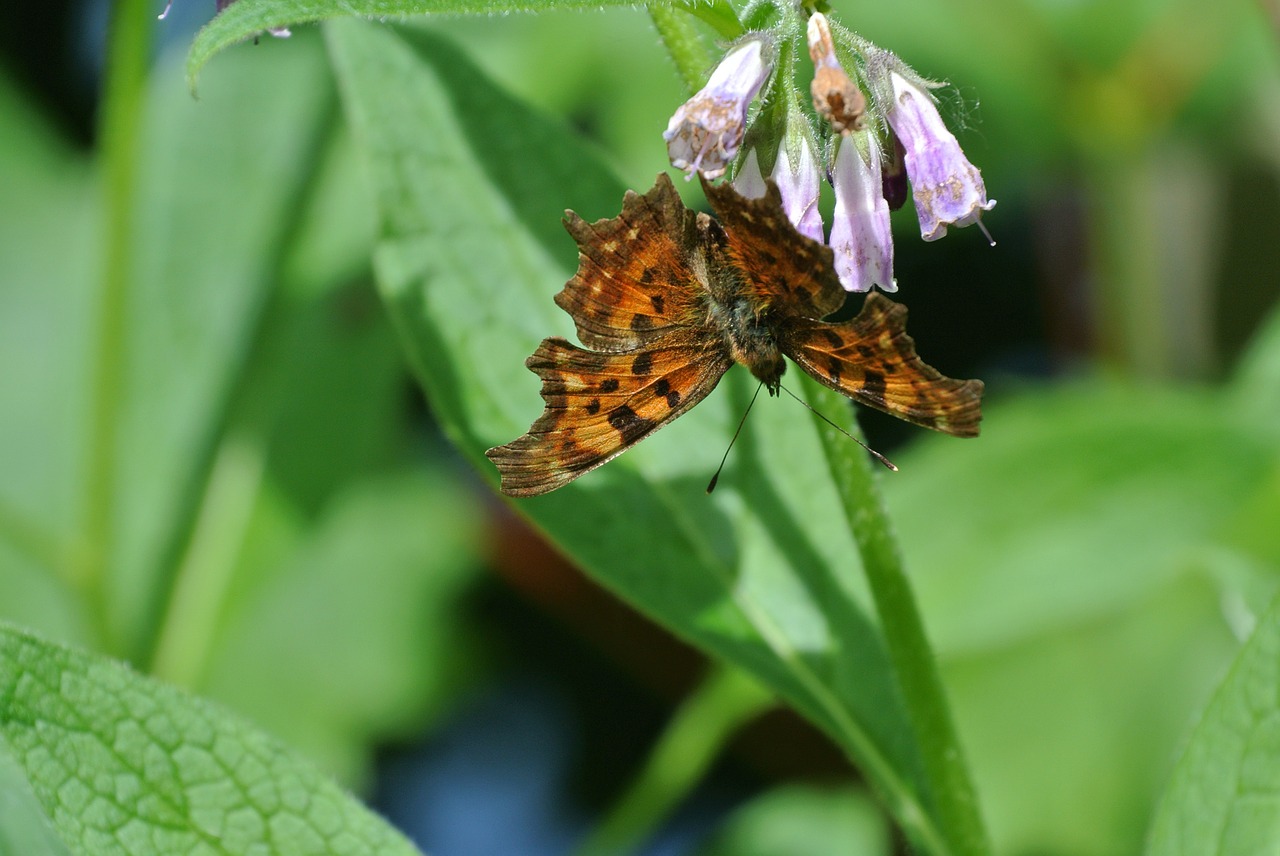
148 432 265 688
573 664 773 856
805 378 990 856
672 0 744 41
81 0 155 654
649 4 718 94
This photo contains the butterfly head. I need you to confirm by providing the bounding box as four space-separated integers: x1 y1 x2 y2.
713 298 786 395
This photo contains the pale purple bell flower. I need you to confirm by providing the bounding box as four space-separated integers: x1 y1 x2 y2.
829 136 897 293
664 40 771 180
885 71 995 241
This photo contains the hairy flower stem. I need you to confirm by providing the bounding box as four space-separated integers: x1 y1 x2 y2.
81 0 155 655
573 665 773 856
805 377 991 856
649 5 719 95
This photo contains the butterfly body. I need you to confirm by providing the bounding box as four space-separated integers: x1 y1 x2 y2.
705 292 788 394
486 173 983 497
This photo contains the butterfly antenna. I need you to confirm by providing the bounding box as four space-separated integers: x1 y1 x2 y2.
779 384 899 472
706 382 765 494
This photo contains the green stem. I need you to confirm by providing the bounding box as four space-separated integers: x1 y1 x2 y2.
648 4 717 94
81 0 155 654
806 377 990 856
149 432 265 687
672 0 744 41
573 664 774 856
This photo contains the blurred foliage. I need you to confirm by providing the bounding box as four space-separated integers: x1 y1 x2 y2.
0 31 485 798
1 0 1280 853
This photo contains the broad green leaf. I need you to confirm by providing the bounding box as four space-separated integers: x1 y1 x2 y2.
0 749 73 856
883 381 1277 854
328 19 964 852
946 570 1239 856
887 381 1273 656
1146 592 1280 855
199 472 483 788
188 0 661 88
697 784 889 856
0 623 420 856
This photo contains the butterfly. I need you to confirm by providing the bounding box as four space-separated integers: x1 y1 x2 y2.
485 173 983 497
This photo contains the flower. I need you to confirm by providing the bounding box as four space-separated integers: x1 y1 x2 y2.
732 138 824 243
806 13 865 134
664 39 772 180
829 135 897 293
772 138 824 243
732 147 768 198
885 71 994 241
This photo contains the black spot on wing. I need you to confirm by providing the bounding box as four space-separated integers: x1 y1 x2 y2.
608 404 656 444
632 353 653 375
653 378 682 409
600 378 620 393
862 369 886 398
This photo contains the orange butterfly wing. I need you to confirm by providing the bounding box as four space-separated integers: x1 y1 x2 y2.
485 337 732 496
487 175 735 497
782 292 984 436
700 176 845 320
556 174 710 352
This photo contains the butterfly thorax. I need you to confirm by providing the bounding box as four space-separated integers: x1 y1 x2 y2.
707 292 786 395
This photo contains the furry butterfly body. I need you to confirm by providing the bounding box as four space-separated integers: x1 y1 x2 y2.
486 174 983 497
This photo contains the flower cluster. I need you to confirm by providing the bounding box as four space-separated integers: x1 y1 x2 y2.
663 12 994 293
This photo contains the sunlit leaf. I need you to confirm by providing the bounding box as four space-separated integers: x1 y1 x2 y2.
0 623 420 855
1146 592 1280 856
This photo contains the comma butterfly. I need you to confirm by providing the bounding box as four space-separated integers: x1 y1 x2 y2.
486 173 983 497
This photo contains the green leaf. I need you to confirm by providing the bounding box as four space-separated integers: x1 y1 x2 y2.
1230 297 1280 435
198 472 483 787
883 380 1277 854
697 784 889 856
0 748 73 856
887 381 1273 656
0 623 420 855
188 0 660 89
1146 592 1280 855
0 69 99 644
328 19 964 852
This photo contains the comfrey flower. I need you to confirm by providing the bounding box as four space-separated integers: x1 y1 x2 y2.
733 140 823 243
884 71 994 241
829 135 896 293
664 39 772 180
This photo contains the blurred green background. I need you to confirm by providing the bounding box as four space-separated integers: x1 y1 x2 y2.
2 0 1279 853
